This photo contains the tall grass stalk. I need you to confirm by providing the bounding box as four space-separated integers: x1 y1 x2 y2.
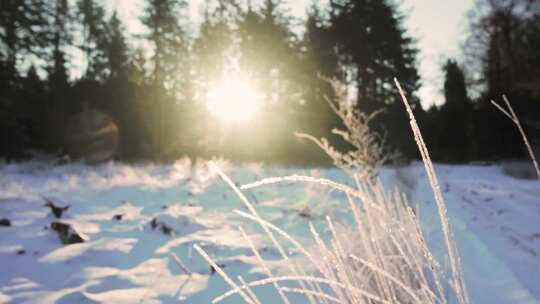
491 95 540 179
394 79 469 304
194 80 470 304
194 243 257 304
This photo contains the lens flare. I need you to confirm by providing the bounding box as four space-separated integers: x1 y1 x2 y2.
206 76 261 124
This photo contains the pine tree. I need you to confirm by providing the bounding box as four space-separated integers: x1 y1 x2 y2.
0 0 49 79
45 0 72 151
438 59 474 161
77 0 108 82
48 0 71 87
0 0 49 158
141 0 189 94
443 60 469 109
21 66 46 138
193 1 237 93
128 47 149 85
301 0 340 132
234 0 307 161
101 12 141 159
304 1 339 79
100 11 131 113
329 0 419 110
465 0 540 160
105 12 130 82
327 0 421 158
237 0 299 104
189 1 240 156
140 0 190 158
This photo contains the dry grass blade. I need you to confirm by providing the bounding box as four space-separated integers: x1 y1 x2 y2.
241 175 364 199
348 254 423 303
193 244 256 304
234 210 317 266
491 96 540 179
238 276 262 304
210 162 318 304
394 78 469 304
239 227 291 304
169 252 192 275
213 275 392 304
279 287 341 303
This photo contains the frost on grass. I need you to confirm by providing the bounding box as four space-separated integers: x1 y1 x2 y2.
196 80 469 304
296 79 398 181
201 167 453 304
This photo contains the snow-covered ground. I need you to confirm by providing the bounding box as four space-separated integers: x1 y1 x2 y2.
0 159 538 303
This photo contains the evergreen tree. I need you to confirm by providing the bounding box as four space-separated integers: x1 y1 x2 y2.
48 0 71 88
190 1 240 156
234 0 307 161
302 1 340 126
304 1 339 79
193 1 237 93
327 0 421 158
329 0 420 110
101 12 143 159
20 66 46 146
437 59 475 161
465 0 540 160
296 0 344 162
444 60 469 107
0 0 49 79
140 0 190 158
100 11 131 113
128 47 149 85
141 0 189 94
0 0 49 158
105 12 130 82
77 0 108 82
45 0 73 151
237 0 299 104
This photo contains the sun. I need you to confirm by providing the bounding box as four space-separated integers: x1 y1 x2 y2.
206 75 261 124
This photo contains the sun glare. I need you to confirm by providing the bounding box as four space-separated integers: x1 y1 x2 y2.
206 76 261 124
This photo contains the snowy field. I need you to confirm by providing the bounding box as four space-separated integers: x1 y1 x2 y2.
0 159 539 303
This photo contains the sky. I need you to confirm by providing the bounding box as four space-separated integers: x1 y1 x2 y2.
400 0 475 106
102 0 475 107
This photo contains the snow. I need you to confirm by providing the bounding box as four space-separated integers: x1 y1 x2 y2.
0 159 539 303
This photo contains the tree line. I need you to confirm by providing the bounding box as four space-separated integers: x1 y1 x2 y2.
1 0 539 164
428 0 540 162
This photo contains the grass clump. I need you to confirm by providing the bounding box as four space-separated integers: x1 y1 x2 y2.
194 79 470 304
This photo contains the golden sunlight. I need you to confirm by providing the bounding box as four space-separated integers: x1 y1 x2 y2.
206 75 261 124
